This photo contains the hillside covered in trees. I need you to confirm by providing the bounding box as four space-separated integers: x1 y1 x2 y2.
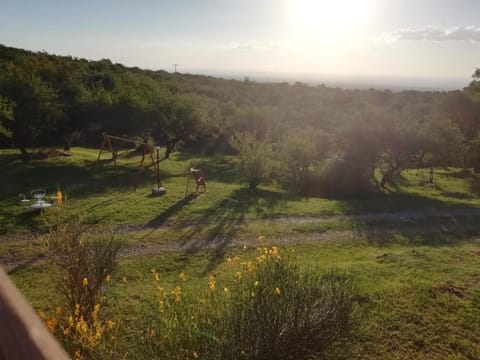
1 44 480 196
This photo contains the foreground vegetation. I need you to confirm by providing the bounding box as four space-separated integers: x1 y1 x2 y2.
11 234 480 359
1 148 480 359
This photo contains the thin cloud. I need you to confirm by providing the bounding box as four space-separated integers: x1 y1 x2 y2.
227 40 282 51
378 25 480 43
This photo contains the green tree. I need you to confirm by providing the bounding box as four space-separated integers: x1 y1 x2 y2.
150 94 211 159
230 132 274 190
0 64 61 162
0 95 14 138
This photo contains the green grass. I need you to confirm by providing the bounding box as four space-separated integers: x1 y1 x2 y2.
3 147 480 359
2 147 480 238
9 238 480 359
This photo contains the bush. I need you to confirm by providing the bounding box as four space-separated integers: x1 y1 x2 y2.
44 217 123 323
315 156 378 197
42 216 123 359
275 129 331 196
141 245 358 360
230 132 274 190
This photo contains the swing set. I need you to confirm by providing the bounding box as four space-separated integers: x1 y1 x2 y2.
94 134 164 192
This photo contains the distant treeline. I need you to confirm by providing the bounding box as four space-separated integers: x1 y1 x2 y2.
1 44 480 194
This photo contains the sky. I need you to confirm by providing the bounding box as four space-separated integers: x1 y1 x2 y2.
1 0 480 88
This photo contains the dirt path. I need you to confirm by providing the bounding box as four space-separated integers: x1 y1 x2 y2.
3 207 480 272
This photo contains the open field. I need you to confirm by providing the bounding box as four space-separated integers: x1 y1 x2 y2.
2 147 480 359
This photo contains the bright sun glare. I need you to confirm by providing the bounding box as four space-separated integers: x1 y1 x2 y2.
286 0 375 41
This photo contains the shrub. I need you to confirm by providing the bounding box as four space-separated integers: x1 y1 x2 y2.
42 216 123 359
141 245 358 360
315 156 378 197
44 217 123 323
230 132 274 190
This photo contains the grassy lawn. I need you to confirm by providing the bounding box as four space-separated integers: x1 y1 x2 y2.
2 147 480 359
1 147 480 236
9 237 480 359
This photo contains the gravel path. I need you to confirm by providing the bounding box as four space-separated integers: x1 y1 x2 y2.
3 207 480 272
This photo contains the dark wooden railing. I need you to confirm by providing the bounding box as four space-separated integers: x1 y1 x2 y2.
0 267 70 359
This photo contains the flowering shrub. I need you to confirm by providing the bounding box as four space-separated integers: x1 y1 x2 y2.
141 243 358 360
44 217 123 322
41 216 122 359
40 302 117 359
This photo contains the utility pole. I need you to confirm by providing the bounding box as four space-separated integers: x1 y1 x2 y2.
173 64 178 73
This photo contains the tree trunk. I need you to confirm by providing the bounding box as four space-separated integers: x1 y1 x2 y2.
380 166 401 188
63 137 71 151
164 138 179 159
19 147 29 163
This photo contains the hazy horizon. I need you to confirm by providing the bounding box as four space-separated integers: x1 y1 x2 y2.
1 0 479 91
0 40 468 92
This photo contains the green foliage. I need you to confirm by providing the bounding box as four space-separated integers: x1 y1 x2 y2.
1 44 480 195
140 247 358 360
44 214 123 322
276 129 330 194
0 95 13 138
230 132 274 190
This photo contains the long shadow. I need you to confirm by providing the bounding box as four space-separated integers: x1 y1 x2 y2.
144 193 198 229
140 187 293 274
349 214 480 247
7 254 45 275
466 175 480 196
335 191 477 216
179 188 292 275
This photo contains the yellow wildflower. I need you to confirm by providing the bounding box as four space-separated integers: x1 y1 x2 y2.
74 304 80 317
246 261 254 274
122 276 128 283
179 272 186 282
93 303 100 320
172 286 182 303
105 274 111 283
243 245 247 251
258 235 266 242
223 287 229 294
55 306 62 315
46 316 57 332
274 287 281 296
208 275 216 291
154 272 160 282
82 277 88 287
254 280 259 287
234 271 242 281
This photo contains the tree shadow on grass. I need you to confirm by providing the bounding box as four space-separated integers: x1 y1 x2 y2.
335 190 476 216
466 175 480 196
141 187 294 275
143 193 199 230
180 188 294 275
350 214 480 247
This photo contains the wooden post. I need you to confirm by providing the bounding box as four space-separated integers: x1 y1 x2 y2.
106 135 118 170
94 134 107 168
134 149 146 191
0 267 70 360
